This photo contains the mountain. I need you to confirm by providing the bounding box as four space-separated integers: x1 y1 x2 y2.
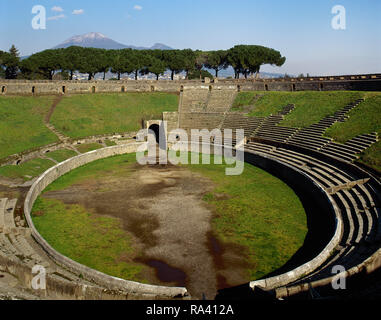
53 32 173 50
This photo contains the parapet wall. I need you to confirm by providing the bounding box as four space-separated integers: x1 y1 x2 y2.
25 140 341 299
24 140 381 299
24 142 189 299
1 73 381 95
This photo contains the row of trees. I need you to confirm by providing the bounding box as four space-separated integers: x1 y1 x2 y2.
1 45 286 81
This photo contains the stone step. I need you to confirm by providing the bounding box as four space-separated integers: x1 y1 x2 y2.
346 140 372 150
288 136 330 147
258 126 296 133
327 142 363 154
4 199 17 233
321 144 358 158
290 133 330 143
287 141 320 151
8 233 50 269
0 199 6 233
361 133 378 140
320 148 355 162
351 136 377 145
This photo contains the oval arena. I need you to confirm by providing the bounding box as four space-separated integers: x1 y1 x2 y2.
0 77 380 300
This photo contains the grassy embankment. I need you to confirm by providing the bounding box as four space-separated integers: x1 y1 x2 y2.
232 91 381 172
232 91 365 127
0 93 178 180
50 92 179 139
0 96 58 160
325 93 381 172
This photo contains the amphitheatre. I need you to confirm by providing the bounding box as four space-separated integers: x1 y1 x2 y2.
0 74 380 300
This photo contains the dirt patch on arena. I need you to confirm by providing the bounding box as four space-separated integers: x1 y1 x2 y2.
42 163 252 299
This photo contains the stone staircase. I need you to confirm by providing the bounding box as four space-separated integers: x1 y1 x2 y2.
286 99 364 151
221 113 265 137
320 133 379 163
206 89 237 113
45 123 70 143
180 88 210 113
179 88 238 135
246 98 377 164
244 142 381 298
251 104 299 143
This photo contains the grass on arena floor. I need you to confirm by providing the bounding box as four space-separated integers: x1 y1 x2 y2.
32 153 307 282
32 197 145 281
185 154 307 279
0 157 55 181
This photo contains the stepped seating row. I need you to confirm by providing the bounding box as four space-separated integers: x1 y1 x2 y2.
180 113 225 133
278 104 296 116
180 89 210 113
245 99 377 165
206 90 237 113
320 133 379 163
0 199 53 271
286 99 364 152
251 105 299 143
179 89 238 133
220 113 265 141
244 142 381 295
180 89 236 114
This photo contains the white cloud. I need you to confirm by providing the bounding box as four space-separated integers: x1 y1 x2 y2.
51 6 64 13
48 14 65 21
134 5 143 11
72 9 84 15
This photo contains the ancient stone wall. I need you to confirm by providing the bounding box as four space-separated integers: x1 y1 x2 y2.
1 73 380 96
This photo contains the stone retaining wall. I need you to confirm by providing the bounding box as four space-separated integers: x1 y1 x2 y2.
24 142 189 299
274 245 381 298
243 150 342 290
23 141 376 300
1 74 381 95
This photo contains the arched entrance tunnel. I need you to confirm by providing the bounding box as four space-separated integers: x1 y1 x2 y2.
148 123 167 150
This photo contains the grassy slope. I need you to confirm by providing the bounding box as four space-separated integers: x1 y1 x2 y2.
0 157 55 181
0 96 59 160
50 93 179 139
104 139 117 147
33 153 307 282
232 91 381 171
233 91 365 127
47 149 78 163
325 93 381 171
76 142 103 154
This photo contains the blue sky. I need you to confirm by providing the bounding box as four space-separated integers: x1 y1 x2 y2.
0 0 380 75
